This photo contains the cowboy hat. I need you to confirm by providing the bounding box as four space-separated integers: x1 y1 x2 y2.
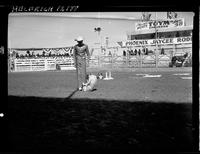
75 36 83 42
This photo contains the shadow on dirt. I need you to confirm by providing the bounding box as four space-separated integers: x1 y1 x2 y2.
8 95 193 151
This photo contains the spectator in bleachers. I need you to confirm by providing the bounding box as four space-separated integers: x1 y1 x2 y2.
26 50 30 56
129 50 133 56
142 48 146 55
42 51 45 57
31 51 35 57
138 49 141 56
14 50 75 60
134 49 137 55
145 48 149 55
16 52 19 58
66 53 70 57
123 50 126 57
161 48 165 55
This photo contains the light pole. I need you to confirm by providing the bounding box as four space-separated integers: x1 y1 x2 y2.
155 12 158 68
94 27 102 66
94 27 102 55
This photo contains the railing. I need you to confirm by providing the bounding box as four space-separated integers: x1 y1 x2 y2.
13 57 75 72
9 52 191 72
88 54 172 68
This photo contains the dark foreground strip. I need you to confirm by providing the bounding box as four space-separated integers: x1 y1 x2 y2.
7 95 193 151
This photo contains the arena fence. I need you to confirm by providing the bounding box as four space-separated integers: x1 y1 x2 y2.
88 43 192 68
8 54 192 72
88 54 172 68
8 45 192 72
10 57 75 72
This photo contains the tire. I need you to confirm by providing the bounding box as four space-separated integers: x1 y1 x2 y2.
169 62 173 67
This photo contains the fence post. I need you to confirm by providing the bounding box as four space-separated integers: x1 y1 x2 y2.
173 44 176 57
8 58 11 72
98 55 100 67
30 59 32 71
140 54 142 68
126 53 129 67
45 58 47 71
71 57 74 68
13 59 16 72
111 54 113 69
155 53 158 68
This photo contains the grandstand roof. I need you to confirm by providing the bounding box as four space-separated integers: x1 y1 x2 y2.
127 25 193 36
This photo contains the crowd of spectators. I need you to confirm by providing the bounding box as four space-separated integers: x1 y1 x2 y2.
15 51 73 59
123 48 166 57
11 48 167 60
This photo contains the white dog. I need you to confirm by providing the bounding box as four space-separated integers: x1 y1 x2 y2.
82 74 98 92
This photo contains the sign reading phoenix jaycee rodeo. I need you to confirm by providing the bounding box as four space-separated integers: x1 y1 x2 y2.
123 36 192 47
135 18 184 31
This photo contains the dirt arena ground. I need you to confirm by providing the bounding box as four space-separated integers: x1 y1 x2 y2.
8 67 192 103
7 67 193 151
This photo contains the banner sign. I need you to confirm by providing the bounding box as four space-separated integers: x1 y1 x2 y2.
14 59 32 71
135 18 184 31
123 36 192 47
46 59 56 70
14 58 75 72
56 57 75 70
55 57 74 65
135 22 149 31
31 59 45 71
14 59 45 71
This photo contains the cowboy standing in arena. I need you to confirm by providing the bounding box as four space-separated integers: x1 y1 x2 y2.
73 36 90 91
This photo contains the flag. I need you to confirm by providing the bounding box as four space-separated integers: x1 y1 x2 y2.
141 12 151 21
167 12 178 19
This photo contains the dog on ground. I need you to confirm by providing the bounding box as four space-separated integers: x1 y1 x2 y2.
82 73 99 92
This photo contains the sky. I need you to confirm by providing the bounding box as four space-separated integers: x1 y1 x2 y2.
8 12 194 48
